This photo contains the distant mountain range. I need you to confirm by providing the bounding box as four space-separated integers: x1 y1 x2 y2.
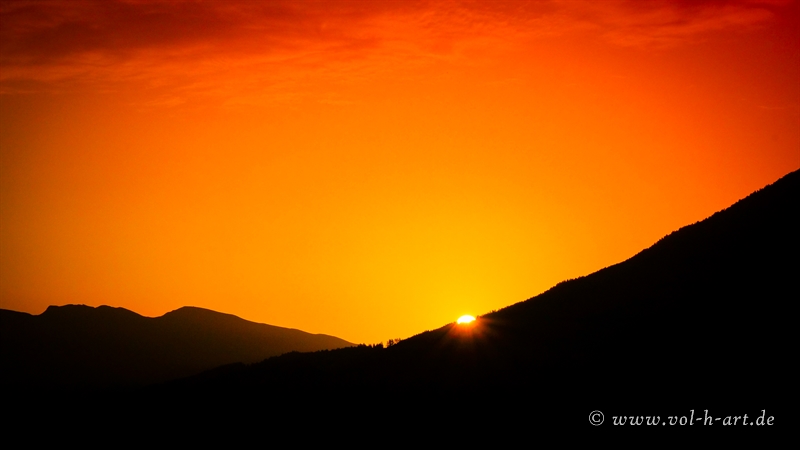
0 305 353 388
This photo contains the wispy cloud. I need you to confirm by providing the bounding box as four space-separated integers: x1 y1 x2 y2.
0 0 788 99
584 0 784 47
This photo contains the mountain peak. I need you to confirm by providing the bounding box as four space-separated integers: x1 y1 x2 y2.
41 304 142 320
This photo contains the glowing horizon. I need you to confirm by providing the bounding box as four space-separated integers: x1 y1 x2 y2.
457 315 476 325
1 0 798 344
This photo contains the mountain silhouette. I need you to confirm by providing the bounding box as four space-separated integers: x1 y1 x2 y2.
4 169 796 429
153 169 797 417
0 304 354 389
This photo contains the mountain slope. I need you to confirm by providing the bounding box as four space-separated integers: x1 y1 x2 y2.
0 304 354 388
161 169 798 410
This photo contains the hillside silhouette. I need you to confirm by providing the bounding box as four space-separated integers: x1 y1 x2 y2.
4 169 796 427
152 169 797 415
0 305 354 388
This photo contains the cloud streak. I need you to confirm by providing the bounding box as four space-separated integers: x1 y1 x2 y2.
0 0 787 99
588 0 783 47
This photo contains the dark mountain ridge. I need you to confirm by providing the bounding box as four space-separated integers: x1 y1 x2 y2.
156 169 797 414
0 304 354 388
4 169 796 428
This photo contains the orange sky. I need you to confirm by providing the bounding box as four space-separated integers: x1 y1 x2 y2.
1 0 798 344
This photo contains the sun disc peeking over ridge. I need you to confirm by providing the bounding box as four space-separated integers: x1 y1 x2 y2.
457 315 475 325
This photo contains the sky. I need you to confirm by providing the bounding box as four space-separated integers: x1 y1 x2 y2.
1 0 798 344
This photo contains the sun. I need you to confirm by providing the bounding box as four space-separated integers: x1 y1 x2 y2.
457 315 476 324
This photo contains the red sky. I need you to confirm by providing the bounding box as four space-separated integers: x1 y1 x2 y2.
2 0 798 344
